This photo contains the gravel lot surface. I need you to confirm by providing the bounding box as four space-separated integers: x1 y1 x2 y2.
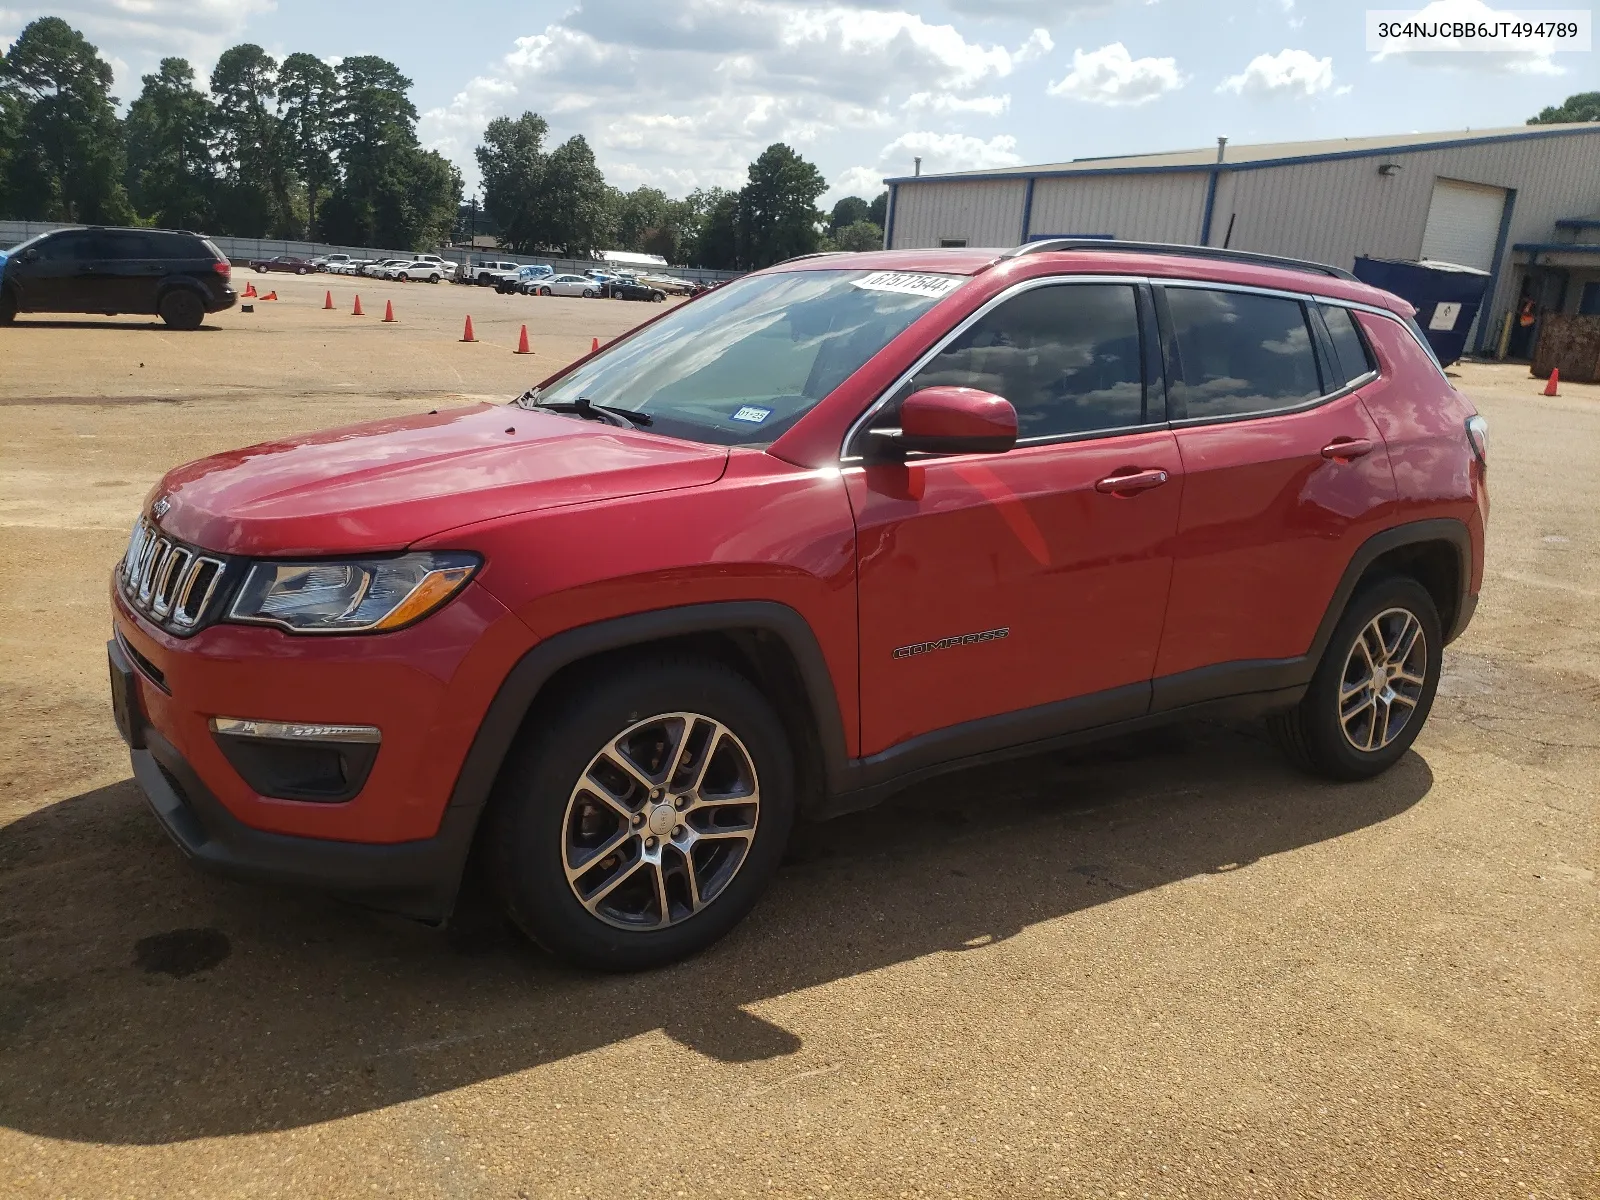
0 276 1594 1198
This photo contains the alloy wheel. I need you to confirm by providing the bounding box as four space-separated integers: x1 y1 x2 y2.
1338 607 1427 752
561 712 761 930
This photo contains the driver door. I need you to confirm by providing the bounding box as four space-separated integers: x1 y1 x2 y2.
847 281 1183 757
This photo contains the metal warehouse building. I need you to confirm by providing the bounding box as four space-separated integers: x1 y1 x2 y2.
883 123 1600 356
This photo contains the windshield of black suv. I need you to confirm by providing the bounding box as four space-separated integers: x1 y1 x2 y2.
523 268 964 445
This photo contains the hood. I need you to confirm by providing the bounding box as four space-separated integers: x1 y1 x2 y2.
153 403 729 556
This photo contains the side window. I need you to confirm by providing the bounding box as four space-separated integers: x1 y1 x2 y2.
35 232 94 261
102 231 155 259
1320 304 1376 387
911 283 1146 440
1163 287 1322 419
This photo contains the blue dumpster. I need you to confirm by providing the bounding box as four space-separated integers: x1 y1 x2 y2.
1351 257 1493 367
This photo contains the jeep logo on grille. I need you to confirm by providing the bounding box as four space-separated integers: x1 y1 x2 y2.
892 626 1010 660
151 496 171 520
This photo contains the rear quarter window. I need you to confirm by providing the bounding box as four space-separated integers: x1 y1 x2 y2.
1320 304 1377 387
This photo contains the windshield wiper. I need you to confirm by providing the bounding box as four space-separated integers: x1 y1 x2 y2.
531 395 653 427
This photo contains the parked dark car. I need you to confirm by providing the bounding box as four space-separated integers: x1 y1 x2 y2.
248 255 317 274
604 279 667 302
0 227 236 330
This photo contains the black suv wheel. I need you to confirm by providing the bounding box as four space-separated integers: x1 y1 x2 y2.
0 287 16 324
157 289 205 331
1270 575 1442 780
488 656 795 970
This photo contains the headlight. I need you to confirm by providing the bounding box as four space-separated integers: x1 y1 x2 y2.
227 552 479 633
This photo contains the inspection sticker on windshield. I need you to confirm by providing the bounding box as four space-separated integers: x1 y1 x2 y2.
852 271 962 299
730 405 772 424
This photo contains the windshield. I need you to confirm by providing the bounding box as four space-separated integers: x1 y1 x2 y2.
525 268 962 445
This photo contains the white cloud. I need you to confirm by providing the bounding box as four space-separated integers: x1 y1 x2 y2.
878 130 1023 175
903 91 1010 116
1218 48 1335 98
424 1 1045 197
1371 0 1564 75
1047 42 1184 106
4 1 274 96
827 165 891 205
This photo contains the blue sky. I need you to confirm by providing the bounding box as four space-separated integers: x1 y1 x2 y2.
3 0 1591 204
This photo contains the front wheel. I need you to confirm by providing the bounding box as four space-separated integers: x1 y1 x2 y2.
0 288 16 324
488 656 796 971
1269 575 1442 781
296 266 308 275
582 288 596 298
157 289 205 331
539 286 551 296
429 274 440 284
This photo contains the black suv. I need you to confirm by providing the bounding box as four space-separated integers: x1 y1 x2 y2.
0 226 237 330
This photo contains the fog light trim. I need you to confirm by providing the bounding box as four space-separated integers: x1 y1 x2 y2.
209 717 381 744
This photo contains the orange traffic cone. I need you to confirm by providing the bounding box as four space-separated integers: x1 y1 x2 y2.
352 295 364 316
590 336 599 353
1543 368 1560 396
262 290 277 301
515 324 531 354
243 281 256 298
383 300 395 323
323 290 333 310
461 315 477 342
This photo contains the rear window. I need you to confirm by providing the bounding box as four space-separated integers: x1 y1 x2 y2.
1320 304 1376 387
1163 287 1322 420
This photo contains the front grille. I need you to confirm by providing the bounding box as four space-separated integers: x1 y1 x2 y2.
119 518 230 635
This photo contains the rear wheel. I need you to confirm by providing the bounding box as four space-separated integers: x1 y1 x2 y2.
488 656 795 971
1269 575 1442 780
157 289 205 331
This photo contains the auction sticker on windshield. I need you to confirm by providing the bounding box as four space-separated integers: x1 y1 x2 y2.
852 272 963 299
730 406 772 424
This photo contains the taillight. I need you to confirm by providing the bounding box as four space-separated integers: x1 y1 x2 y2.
1465 415 1488 464
212 260 231 279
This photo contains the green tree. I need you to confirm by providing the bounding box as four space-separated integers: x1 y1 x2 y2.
210 45 294 235
277 53 340 236
322 56 458 249
833 219 883 252
476 111 549 252
123 58 217 231
0 17 133 222
738 143 826 268
537 135 611 256
828 195 870 234
691 188 741 269
868 190 888 229
614 185 673 251
1529 91 1600 124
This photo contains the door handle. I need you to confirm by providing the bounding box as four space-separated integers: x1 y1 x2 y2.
1321 438 1375 461
1094 468 1170 494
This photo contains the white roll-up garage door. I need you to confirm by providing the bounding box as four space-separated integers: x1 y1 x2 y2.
1420 178 1506 271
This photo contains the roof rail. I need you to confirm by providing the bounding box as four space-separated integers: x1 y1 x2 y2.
1004 238 1356 282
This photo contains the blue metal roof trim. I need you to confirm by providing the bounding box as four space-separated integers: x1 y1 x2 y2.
1554 217 1600 229
884 124 1600 186
1511 242 1600 253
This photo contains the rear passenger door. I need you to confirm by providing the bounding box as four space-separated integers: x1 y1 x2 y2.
848 280 1184 757
1151 283 1396 704
99 230 163 312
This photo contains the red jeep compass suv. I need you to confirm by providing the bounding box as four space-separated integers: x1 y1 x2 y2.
109 241 1488 969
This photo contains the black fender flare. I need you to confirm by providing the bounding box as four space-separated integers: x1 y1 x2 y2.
443 601 852 823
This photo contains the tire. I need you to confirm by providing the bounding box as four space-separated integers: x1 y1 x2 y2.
539 286 551 296
157 289 205 331
1269 575 1442 781
583 288 595 298
0 288 16 324
429 274 440 284
296 266 308 275
488 655 796 971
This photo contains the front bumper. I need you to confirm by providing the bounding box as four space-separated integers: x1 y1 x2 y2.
112 637 478 921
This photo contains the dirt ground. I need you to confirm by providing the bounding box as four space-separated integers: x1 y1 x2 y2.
0 275 1594 1199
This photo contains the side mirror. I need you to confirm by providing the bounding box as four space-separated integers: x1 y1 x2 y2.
21 248 39 263
870 387 1018 458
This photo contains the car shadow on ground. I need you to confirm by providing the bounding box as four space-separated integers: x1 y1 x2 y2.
4 319 222 331
0 720 1432 1145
